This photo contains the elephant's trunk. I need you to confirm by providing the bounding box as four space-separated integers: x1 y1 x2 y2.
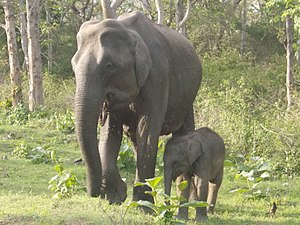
74 91 103 197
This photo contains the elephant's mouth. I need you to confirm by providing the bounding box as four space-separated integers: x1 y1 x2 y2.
99 95 127 126
100 100 109 126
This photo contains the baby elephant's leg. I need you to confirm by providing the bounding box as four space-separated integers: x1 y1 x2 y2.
176 174 191 220
207 169 223 214
194 176 209 221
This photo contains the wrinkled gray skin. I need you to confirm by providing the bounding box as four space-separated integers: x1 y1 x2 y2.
164 127 225 221
71 11 202 205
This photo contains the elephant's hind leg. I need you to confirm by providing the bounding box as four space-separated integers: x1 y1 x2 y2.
207 169 223 214
172 107 195 137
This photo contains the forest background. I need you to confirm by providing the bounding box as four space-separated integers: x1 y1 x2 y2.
0 0 300 224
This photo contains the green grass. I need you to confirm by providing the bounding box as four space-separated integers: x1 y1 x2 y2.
0 115 300 225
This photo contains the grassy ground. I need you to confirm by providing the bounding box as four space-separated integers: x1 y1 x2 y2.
0 111 299 225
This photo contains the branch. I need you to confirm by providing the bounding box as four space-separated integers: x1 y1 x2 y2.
155 0 164 24
111 0 125 11
0 23 6 30
177 0 191 30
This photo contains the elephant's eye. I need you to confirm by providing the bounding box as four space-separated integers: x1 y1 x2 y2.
105 61 117 73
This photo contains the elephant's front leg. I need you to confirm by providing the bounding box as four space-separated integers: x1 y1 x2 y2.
195 176 209 221
176 173 192 220
133 115 163 203
99 113 126 204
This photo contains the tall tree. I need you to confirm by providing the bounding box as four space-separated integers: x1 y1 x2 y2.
3 0 23 106
266 0 299 109
240 0 247 56
175 0 192 36
18 0 29 72
101 0 115 19
286 15 293 110
155 0 164 24
26 0 44 111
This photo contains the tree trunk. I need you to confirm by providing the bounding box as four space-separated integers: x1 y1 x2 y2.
297 40 300 65
46 9 53 73
155 0 164 24
18 0 29 72
240 0 247 57
286 15 294 110
175 0 186 35
101 0 115 19
3 0 23 106
26 0 44 111
175 0 192 36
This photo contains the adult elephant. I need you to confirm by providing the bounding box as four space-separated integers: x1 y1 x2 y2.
71 11 202 204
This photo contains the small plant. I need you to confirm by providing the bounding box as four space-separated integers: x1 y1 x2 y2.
127 177 208 225
6 103 30 125
0 97 12 110
11 142 31 158
48 164 79 199
117 137 135 171
11 142 57 164
228 154 271 199
27 146 57 164
54 109 75 134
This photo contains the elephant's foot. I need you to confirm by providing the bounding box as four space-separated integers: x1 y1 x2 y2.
102 177 127 205
133 185 154 203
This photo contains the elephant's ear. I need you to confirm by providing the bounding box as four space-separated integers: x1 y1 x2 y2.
187 138 203 166
129 30 152 87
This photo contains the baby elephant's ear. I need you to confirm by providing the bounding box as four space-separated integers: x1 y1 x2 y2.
187 139 203 165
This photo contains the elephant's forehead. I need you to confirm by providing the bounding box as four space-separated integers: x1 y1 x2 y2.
77 21 128 46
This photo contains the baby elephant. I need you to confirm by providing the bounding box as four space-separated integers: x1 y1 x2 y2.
163 127 225 221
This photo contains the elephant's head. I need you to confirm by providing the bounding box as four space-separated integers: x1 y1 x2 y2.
163 134 203 197
71 19 152 197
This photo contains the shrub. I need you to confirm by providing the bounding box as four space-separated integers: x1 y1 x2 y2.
53 109 75 134
127 177 208 225
27 146 57 164
227 153 271 199
11 142 31 158
48 164 79 199
118 137 135 171
5 103 30 125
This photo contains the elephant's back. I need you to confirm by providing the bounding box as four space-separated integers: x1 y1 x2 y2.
159 27 202 135
119 11 202 135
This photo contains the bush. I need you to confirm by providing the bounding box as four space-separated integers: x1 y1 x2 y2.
53 109 75 134
12 143 57 164
48 164 79 199
194 52 299 177
5 103 30 125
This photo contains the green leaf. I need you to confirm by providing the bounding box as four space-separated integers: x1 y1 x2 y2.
258 163 269 171
145 176 163 189
235 173 242 179
260 171 270 178
179 200 208 208
145 190 157 197
235 154 245 159
241 170 254 178
134 182 148 187
177 180 188 191
224 160 235 167
130 200 157 214
237 164 251 171
229 188 250 193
